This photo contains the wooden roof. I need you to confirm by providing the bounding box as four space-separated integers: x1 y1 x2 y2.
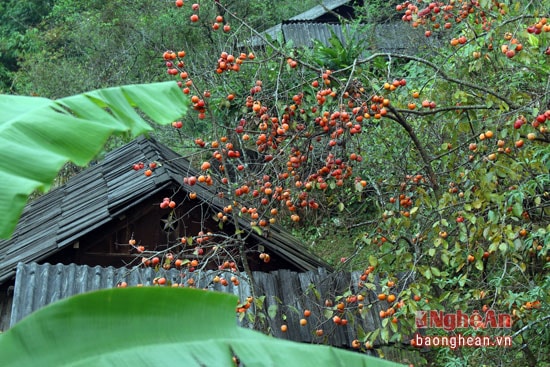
0 137 331 283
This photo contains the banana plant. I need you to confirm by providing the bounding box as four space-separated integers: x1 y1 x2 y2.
0 82 189 238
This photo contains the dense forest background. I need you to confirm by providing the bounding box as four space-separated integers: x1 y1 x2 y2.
0 0 335 189
0 0 328 96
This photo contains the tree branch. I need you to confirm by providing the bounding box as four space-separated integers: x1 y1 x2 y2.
358 53 519 110
386 105 440 196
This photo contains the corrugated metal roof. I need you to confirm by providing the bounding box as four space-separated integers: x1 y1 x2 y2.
290 0 352 21
243 0 355 47
10 262 251 327
283 22 356 48
0 137 330 284
242 0 434 52
281 21 431 51
9 262 424 365
248 20 430 51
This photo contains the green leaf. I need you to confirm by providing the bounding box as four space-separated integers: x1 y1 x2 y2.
381 328 390 343
512 202 523 218
0 288 402 367
390 321 398 333
356 324 367 340
251 225 263 236
527 33 539 47
0 82 189 239
369 255 378 267
268 304 278 319
475 259 484 271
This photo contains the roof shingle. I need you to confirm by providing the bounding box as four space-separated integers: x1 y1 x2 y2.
0 137 330 283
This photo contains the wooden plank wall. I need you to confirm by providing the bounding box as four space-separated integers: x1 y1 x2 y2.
9 263 422 364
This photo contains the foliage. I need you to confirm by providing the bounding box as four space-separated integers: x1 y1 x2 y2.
0 81 189 239
3 0 319 98
0 287 401 367
310 23 371 69
11 0 182 98
0 0 54 92
355 0 403 23
140 1 549 366
4 0 550 366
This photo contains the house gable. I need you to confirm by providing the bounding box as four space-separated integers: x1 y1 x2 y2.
0 137 330 285
243 0 433 53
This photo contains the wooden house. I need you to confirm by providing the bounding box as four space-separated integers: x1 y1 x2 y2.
0 136 330 331
0 137 422 365
243 0 433 53
8 262 422 365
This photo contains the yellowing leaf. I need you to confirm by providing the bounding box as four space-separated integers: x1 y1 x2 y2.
369 255 378 267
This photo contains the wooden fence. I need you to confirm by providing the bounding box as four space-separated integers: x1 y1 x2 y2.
9 262 422 365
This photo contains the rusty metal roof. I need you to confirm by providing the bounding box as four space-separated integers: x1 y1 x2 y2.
0 137 331 284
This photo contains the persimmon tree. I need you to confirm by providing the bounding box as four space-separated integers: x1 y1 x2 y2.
128 1 549 366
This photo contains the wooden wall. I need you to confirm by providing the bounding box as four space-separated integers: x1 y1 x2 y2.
43 188 297 272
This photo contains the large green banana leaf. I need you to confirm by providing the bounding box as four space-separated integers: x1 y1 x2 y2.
0 82 189 239
0 287 403 367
